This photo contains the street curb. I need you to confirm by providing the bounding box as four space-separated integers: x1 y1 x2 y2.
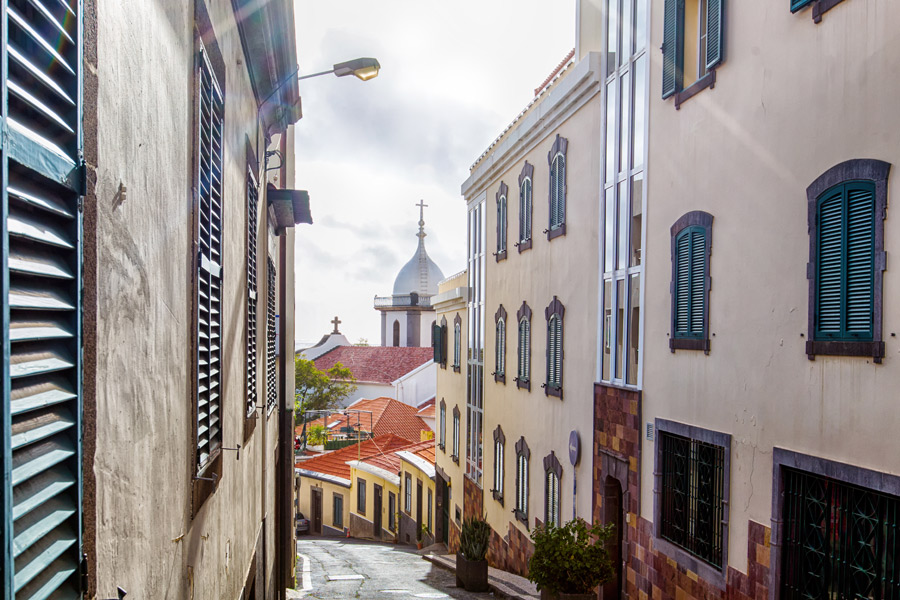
421 553 540 600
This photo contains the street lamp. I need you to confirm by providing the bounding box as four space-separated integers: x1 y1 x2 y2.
297 57 381 82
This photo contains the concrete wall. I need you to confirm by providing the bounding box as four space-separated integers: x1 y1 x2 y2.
642 0 900 577
394 362 437 408
90 0 294 596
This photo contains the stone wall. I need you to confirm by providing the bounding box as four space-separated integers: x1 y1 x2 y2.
487 521 534 577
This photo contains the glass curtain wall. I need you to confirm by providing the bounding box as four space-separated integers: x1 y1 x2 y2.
467 200 486 484
601 0 648 387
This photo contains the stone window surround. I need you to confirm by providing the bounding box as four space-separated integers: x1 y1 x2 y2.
492 425 506 505
769 447 900 600
544 296 565 399
669 211 713 353
494 305 507 384
515 302 532 391
543 451 562 526
805 159 890 362
652 418 731 590
516 162 534 252
496 181 508 262
515 436 531 525
546 134 568 241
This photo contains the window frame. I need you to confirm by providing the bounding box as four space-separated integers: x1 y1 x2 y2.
496 182 508 261
517 162 534 252
515 437 531 525
333 493 344 528
805 159 890 362
544 297 565 398
404 473 413 513
452 406 460 464
543 451 562 527
547 135 568 240
516 302 532 391
653 418 731 587
494 305 507 383
660 0 724 108
388 492 397 531
492 426 506 504
439 399 446 451
669 211 713 352
453 313 462 372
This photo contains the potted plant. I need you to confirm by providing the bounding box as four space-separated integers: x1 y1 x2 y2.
456 515 491 592
528 518 615 600
417 523 431 549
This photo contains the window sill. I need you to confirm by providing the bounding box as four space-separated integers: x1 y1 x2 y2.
451 455 459 465
669 337 710 353
494 372 506 384
515 378 531 391
547 224 566 241
544 384 563 399
514 509 528 527
495 250 507 262
492 490 504 506
674 70 716 110
516 239 532 253
452 365 461 373
806 340 884 363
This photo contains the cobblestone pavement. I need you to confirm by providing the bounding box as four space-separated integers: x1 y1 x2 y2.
294 537 496 599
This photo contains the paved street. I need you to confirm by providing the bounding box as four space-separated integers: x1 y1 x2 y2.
295 537 495 599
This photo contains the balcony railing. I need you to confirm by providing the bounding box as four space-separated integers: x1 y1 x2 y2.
374 293 433 308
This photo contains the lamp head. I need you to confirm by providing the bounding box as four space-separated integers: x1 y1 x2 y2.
333 57 381 81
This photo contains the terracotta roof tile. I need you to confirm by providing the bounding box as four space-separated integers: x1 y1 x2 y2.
298 397 430 442
314 346 432 384
295 434 416 480
397 439 436 466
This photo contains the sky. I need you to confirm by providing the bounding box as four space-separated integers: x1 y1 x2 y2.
293 2 575 347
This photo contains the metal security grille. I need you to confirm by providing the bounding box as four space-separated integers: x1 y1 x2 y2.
781 468 900 599
266 257 276 413
195 46 224 470
3 0 84 596
245 171 258 417
659 431 725 568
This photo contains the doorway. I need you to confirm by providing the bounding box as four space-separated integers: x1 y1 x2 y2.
601 476 624 600
311 487 323 535
374 485 383 538
416 480 423 540
437 476 450 544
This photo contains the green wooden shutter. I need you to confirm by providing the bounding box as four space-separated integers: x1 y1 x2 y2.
706 0 724 70
433 324 442 364
816 189 845 338
441 324 448 366
845 184 874 337
674 227 706 338
4 0 85 597
674 232 691 334
547 315 561 388
265 258 276 413
661 0 684 99
689 229 706 335
790 0 813 13
246 173 258 417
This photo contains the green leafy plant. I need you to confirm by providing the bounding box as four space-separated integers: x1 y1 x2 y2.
459 515 491 561
528 518 615 595
294 358 357 423
418 522 431 542
307 424 327 446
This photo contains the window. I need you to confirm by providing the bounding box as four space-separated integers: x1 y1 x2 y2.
439 399 446 451
518 162 534 251
516 302 532 390
544 297 565 398
389 492 397 531
496 182 508 260
515 437 531 524
453 314 462 372
494 305 507 383
805 160 889 361
333 494 344 528
544 452 562 527
195 42 225 471
669 212 712 352
246 167 259 421
654 419 730 574
601 0 647 387
405 473 413 513
452 407 460 464
357 478 367 516
266 257 277 414
774 448 900 600
547 135 568 239
661 0 723 107
427 488 433 533
467 198 485 484
492 426 506 504
433 318 448 368
392 320 400 346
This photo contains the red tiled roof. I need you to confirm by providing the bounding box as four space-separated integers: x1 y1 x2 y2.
298 397 431 442
314 346 433 384
534 48 576 96
403 439 436 465
295 434 416 480
416 397 435 420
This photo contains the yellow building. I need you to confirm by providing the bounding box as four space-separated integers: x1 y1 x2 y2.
396 441 438 547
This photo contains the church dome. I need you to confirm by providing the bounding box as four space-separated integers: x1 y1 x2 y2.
392 204 445 296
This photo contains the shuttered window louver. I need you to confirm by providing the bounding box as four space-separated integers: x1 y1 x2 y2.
246 172 258 417
673 227 707 338
815 183 875 341
495 318 505 377
453 323 460 368
266 257 277 413
516 454 528 516
432 323 443 364
547 315 562 389
790 0 813 12
549 155 566 229
705 0 724 70
518 318 530 383
520 179 532 242
196 47 225 470
661 0 684 99
546 471 560 526
4 0 84 597
497 195 507 254
494 441 504 498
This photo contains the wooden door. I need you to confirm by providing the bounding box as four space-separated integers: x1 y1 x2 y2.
601 476 624 600
416 480 423 539
311 487 323 535
374 485 383 538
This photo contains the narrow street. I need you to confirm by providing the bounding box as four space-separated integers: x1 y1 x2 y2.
295 538 494 599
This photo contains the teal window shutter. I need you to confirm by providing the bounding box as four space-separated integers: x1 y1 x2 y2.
4 0 84 596
433 324 442 363
673 227 707 338
815 182 875 341
661 0 684 99
706 0 724 70
441 324 448 366
790 0 814 12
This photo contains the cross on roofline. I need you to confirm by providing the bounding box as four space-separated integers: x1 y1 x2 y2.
331 315 341 334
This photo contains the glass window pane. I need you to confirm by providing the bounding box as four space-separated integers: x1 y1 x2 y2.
605 81 615 182
607 0 618 76
605 187 615 272
627 273 641 385
615 279 625 379
618 180 628 270
630 172 643 267
603 280 612 381
632 56 646 169
634 0 647 53
619 70 631 174
622 0 632 64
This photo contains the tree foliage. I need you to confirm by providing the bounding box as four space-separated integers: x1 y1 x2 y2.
528 518 615 594
294 357 357 420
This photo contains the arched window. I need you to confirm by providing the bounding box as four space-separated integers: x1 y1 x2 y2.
670 211 712 352
492 426 506 504
545 297 565 398
494 305 507 383
544 451 562 527
496 182 508 260
439 399 446 451
518 162 534 251
516 302 532 390
392 320 400 347
453 313 462 371
547 134 568 239
515 437 530 523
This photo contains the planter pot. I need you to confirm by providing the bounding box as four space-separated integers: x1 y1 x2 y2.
455 553 489 592
540 591 597 600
